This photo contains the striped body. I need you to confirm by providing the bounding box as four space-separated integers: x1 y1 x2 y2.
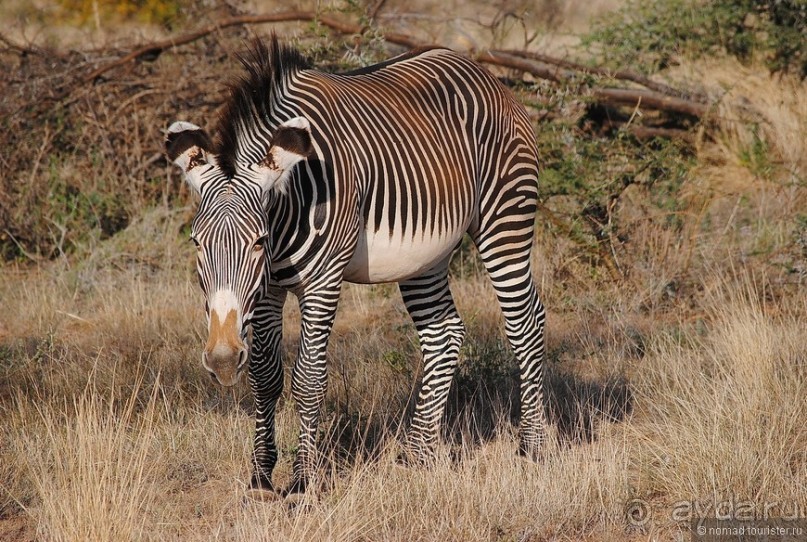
166 38 548 496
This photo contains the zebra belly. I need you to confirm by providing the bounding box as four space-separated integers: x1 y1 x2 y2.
343 228 461 283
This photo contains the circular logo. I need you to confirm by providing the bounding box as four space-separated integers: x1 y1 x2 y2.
625 499 651 527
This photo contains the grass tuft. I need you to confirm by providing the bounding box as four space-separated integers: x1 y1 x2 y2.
17 373 160 542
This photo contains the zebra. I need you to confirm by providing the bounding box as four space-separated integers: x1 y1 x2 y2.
165 36 548 498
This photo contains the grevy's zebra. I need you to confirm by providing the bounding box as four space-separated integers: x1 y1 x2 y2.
166 36 548 498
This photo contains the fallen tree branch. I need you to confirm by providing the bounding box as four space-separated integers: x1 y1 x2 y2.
495 48 695 98
623 125 695 143
59 11 710 124
477 50 709 118
592 87 708 118
476 50 567 83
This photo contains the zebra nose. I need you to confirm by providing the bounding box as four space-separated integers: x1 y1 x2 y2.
203 344 247 387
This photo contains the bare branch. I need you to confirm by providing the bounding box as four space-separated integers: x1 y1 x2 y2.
79 11 424 86
592 88 707 118
367 0 389 21
477 51 709 118
495 48 696 98
49 11 710 128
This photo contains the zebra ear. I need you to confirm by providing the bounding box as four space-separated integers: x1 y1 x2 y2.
256 116 313 194
166 121 215 194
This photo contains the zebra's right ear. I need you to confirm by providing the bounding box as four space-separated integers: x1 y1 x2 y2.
166 122 215 194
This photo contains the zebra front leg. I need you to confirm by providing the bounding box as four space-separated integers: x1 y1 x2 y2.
287 284 341 494
247 287 286 500
399 267 465 465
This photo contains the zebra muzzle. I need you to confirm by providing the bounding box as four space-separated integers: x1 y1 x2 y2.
203 304 249 386
203 344 248 386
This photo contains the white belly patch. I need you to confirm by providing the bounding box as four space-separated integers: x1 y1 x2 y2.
343 226 462 283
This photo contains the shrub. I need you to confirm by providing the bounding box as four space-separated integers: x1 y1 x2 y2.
586 0 807 78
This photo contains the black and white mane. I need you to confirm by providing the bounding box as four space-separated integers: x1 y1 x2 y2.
214 36 310 177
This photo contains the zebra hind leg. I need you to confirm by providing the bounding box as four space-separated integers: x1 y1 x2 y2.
398 265 465 465
473 221 549 460
246 287 287 501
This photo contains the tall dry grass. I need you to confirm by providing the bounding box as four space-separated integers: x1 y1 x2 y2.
628 281 807 528
18 375 159 541
1 202 804 541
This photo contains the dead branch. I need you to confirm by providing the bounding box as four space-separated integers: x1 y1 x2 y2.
494 48 695 98
56 11 710 126
622 125 695 143
476 50 567 83
79 11 422 85
81 11 316 83
367 0 390 21
477 50 709 119
592 88 708 118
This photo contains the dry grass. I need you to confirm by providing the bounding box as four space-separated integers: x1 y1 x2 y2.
629 283 807 525
674 57 807 177
1 203 805 540
19 377 159 541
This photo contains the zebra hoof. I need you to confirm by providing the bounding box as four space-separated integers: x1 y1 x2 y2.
517 441 546 463
245 474 280 502
245 486 281 502
396 448 437 468
282 477 308 497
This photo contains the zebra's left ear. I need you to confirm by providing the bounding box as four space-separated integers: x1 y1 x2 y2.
255 116 313 194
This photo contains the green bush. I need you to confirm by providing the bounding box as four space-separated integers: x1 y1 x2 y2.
535 121 693 262
586 0 807 78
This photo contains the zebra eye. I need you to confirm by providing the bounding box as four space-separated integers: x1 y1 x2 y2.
253 236 267 253
190 236 201 251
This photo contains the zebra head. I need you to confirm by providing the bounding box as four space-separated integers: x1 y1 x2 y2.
165 117 313 386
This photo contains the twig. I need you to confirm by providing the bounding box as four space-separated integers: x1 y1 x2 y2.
45 217 68 259
625 96 642 127
0 32 55 57
367 0 389 21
